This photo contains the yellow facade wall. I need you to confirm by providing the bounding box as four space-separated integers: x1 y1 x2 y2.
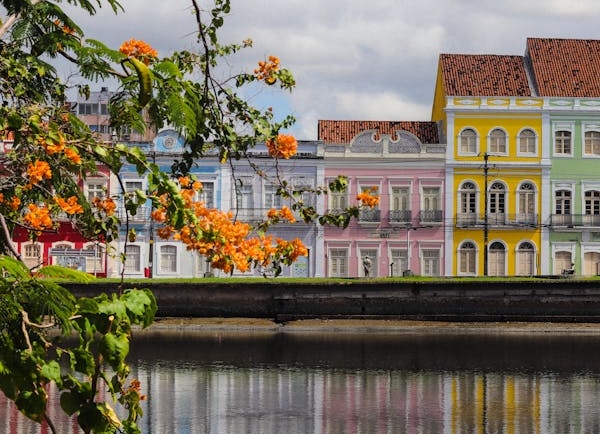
451 112 543 276
452 114 542 162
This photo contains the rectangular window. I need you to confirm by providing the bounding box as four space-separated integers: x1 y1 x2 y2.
235 181 253 209
421 249 440 276
124 245 141 273
329 191 347 211
585 131 600 155
23 243 42 270
360 249 377 277
264 184 283 208
328 249 348 277
85 244 104 274
554 130 571 155
86 180 106 200
390 249 408 276
421 187 442 222
198 181 215 208
159 245 177 273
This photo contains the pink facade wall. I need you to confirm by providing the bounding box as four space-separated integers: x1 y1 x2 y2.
324 167 445 277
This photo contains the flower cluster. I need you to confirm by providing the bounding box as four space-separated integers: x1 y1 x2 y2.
254 55 280 84
266 134 297 159
23 204 53 231
92 197 117 216
0 194 20 211
53 19 75 35
267 206 296 223
54 196 83 215
357 187 380 208
26 160 52 189
119 38 158 64
150 178 308 274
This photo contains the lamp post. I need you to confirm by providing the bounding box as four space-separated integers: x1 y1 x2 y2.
483 153 489 276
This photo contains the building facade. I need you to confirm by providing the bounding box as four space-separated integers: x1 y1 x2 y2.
319 120 446 277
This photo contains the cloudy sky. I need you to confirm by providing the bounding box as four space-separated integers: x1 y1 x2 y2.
62 0 600 139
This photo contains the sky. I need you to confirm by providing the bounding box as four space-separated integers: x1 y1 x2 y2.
60 0 600 140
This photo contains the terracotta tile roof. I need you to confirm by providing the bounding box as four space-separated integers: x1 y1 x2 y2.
439 54 532 97
317 120 440 144
526 38 600 97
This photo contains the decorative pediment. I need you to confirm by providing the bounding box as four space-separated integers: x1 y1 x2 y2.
389 130 422 153
349 130 383 153
154 129 184 152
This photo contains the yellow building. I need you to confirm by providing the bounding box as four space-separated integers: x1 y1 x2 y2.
432 54 548 276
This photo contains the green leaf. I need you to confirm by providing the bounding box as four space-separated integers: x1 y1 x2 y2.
0 255 31 279
35 265 96 282
40 361 61 383
60 391 80 416
101 333 130 370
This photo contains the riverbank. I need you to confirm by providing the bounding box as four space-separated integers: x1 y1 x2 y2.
142 317 600 336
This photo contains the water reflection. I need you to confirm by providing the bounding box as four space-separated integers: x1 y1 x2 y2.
4 331 600 433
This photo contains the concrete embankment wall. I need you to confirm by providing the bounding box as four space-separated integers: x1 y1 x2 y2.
62 279 600 322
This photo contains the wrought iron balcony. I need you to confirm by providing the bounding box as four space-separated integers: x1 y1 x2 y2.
117 205 149 221
551 214 600 228
358 208 381 223
419 209 443 223
388 209 412 224
456 213 538 228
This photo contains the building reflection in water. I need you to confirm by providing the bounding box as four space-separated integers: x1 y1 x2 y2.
3 332 600 433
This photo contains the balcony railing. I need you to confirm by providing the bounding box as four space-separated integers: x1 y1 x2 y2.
389 209 412 224
419 209 443 223
551 214 600 228
456 213 538 228
117 206 149 221
358 208 381 223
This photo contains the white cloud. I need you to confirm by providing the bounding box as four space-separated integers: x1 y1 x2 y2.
56 0 600 140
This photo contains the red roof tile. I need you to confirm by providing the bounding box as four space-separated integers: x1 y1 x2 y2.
439 54 532 97
527 38 600 97
317 120 440 144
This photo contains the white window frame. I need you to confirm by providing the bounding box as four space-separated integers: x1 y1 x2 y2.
390 248 408 277
196 180 215 208
84 242 105 274
517 181 537 223
516 128 537 156
158 243 179 275
516 241 536 276
358 248 378 278
328 248 348 278
584 129 600 157
85 176 108 201
22 241 43 270
488 128 508 155
553 126 573 157
458 127 478 156
123 244 143 274
458 241 477 276
420 248 441 277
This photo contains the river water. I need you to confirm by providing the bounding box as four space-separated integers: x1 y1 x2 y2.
4 327 600 433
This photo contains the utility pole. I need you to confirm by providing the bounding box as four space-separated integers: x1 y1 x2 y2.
483 153 489 276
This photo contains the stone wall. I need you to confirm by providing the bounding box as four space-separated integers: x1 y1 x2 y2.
62 279 600 322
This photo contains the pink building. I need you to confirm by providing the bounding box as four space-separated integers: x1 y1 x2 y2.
321 120 446 277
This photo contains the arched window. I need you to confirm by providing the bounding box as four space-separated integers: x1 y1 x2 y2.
488 242 506 276
458 241 477 275
489 128 507 154
517 182 536 224
517 242 535 276
518 129 536 154
459 128 477 154
458 182 477 226
488 182 506 225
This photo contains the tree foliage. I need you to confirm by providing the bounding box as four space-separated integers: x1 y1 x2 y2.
0 0 379 432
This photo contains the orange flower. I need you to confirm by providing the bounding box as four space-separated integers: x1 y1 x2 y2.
266 134 297 159
357 190 380 208
151 208 167 222
26 160 52 185
65 147 82 164
23 204 53 230
54 196 83 214
254 55 280 83
39 134 66 154
53 19 75 35
92 197 116 216
119 38 158 63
